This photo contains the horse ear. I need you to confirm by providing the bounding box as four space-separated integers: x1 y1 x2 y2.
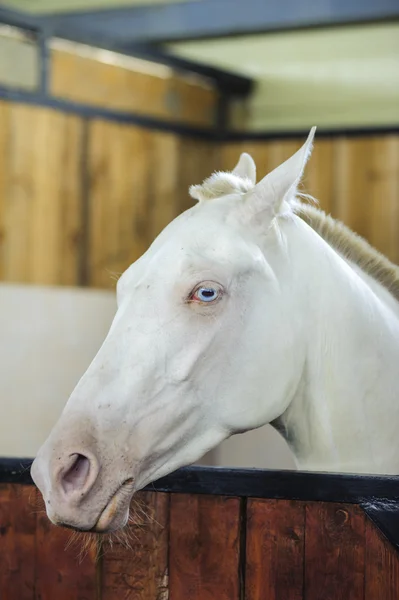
232 152 256 185
242 127 316 221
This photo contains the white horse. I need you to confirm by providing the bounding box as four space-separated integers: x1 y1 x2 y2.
31 127 399 533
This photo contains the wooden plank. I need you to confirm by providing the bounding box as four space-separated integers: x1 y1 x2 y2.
51 47 217 127
58 115 85 286
148 132 180 240
178 138 219 214
365 515 399 600
169 493 241 600
305 138 334 215
333 136 375 242
368 136 399 264
27 107 63 285
3 104 35 282
101 490 169 600
51 48 170 119
245 499 305 600
2 104 84 286
87 119 114 289
171 75 217 127
35 508 98 600
304 501 365 600
87 120 153 288
0 483 36 600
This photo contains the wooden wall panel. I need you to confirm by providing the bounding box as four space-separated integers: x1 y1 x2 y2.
87 120 149 288
304 502 366 600
0 484 36 600
86 123 217 288
51 48 217 127
334 135 399 264
1 99 398 290
221 135 399 262
245 499 305 600
169 494 241 600
35 509 98 600
178 137 219 214
0 101 85 286
101 491 169 600
86 121 179 288
2 483 399 599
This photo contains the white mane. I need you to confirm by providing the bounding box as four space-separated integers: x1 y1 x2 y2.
189 172 255 202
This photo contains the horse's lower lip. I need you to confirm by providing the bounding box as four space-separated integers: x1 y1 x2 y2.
92 480 134 533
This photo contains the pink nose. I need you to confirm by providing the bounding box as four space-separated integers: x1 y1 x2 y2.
60 454 91 495
53 452 99 499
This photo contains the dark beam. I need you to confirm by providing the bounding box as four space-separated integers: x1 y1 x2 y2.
0 6 253 97
0 6 41 30
39 0 399 44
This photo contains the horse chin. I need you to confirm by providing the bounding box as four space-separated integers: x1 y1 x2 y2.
91 482 134 533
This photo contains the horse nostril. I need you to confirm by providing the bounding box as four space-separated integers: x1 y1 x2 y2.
61 454 92 495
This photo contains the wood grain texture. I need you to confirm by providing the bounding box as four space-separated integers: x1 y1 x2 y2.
177 137 218 214
333 136 374 243
51 47 217 127
245 499 305 600
87 120 153 288
3 104 35 282
305 138 334 214
58 115 86 286
365 516 399 600
101 491 169 600
304 501 365 600
169 493 241 600
367 136 399 264
35 509 98 600
0 484 36 600
148 132 180 241
1 103 84 286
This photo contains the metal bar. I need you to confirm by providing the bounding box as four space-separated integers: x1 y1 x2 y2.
0 6 41 30
0 86 220 140
39 0 399 44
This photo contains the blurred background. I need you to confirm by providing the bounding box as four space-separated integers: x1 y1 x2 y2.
0 0 398 470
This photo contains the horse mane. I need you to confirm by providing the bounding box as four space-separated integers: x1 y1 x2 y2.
189 169 399 302
189 172 254 202
295 202 399 302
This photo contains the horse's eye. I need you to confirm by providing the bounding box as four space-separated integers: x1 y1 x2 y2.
189 282 223 304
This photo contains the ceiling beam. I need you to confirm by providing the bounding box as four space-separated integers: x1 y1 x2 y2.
0 6 253 97
39 0 399 44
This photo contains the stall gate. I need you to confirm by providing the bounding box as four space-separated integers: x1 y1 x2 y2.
1 462 399 599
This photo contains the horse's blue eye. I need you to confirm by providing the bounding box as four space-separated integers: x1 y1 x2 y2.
197 288 217 302
189 281 223 304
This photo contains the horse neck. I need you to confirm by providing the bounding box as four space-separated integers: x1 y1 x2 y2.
274 216 399 475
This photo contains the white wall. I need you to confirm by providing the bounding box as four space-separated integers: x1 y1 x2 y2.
0 284 116 457
213 425 295 470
